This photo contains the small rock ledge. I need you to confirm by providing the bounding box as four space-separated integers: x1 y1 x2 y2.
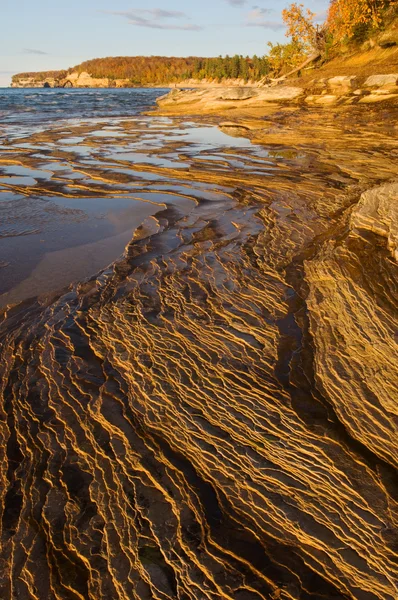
156 73 398 111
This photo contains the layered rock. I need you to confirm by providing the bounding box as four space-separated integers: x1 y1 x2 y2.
350 182 398 260
327 75 359 93
0 106 398 600
378 29 398 47
156 86 304 111
10 76 59 89
306 183 398 473
364 74 398 88
65 71 110 88
156 74 398 114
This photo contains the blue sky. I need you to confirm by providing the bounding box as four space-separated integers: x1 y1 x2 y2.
0 0 329 86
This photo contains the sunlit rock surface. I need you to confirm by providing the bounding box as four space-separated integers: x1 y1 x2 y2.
0 106 398 600
351 182 398 260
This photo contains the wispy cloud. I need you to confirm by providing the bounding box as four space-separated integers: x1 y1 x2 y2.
226 0 247 6
23 48 48 55
245 7 284 30
104 8 203 31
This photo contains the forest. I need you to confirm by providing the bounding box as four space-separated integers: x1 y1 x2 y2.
12 56 270 85
73 55 271 84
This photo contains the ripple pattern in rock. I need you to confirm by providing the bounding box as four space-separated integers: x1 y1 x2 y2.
1 108 398 600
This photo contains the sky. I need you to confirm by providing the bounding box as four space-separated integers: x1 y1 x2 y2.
0 0 329 87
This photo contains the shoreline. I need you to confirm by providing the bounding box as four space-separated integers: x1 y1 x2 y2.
152 72 398 119
2 83 397 310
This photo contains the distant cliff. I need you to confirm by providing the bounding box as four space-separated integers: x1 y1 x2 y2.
11 70 68 88
11 71 132 89
11 55 271 88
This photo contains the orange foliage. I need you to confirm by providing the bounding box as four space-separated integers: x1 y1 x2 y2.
326 0 396 38
72 56 202 84
282 3 317 51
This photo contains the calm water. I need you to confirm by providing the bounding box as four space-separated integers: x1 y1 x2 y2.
0 88 168 124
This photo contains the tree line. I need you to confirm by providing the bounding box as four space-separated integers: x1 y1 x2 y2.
73 55 270 84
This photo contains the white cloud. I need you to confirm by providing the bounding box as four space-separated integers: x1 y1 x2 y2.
245 7 284 30
105 9 203 31
23 48 48 55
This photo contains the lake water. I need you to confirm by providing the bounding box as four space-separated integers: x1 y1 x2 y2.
0 87 257 307
0 88 168 124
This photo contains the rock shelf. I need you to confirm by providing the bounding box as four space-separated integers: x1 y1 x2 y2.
155 74 398 113
0 105 398 600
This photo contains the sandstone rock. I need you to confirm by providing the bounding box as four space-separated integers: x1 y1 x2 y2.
378 30 398 47
359 93 398 103
2 107 398 600
328 76 358 93
217 88 257 101
257 86 303 101
372 88 397 95
66 71 109 88
305 94 341 105
306 224 398 472
350 182 398 261
157 85 304 110
364 74 398 88
310 78 327 91
11 76 58 88
314 95 340 105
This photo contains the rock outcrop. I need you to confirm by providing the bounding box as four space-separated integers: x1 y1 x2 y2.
156 85 304 111
327 75 359 93
350 182 398 260
11 71 127 89
306 183 398 470
364 73 398 87
378 29 398 47
156 74 398 114
64 71 110 88
11 76 59 89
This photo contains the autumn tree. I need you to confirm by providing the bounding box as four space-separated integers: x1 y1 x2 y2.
267 41 307 73
327 0 396 40
282 3 318 51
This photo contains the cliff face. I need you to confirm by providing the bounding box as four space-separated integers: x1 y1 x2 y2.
11 76 59 88
66 71 112 88
11 71 118 89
